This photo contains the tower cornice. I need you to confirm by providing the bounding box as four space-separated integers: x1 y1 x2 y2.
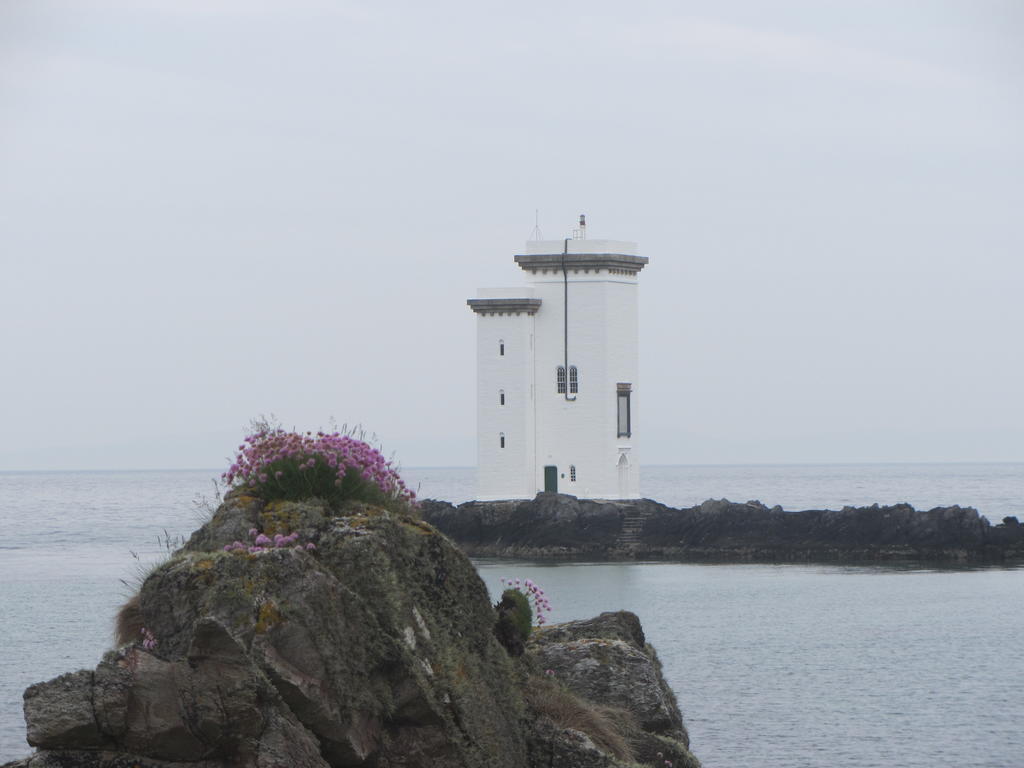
466 297 543 315
513 252 648 275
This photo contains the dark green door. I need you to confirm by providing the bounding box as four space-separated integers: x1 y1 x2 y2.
544 465 558 493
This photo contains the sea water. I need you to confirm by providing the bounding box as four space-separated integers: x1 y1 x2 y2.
1 465 1021 767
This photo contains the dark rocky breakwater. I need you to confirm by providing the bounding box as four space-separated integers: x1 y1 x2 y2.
3 489 698 768
421 493 1024 563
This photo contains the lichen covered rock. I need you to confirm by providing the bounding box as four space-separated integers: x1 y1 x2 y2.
529 612 699 768
9 491 698 768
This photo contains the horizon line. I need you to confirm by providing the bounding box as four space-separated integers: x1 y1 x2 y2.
1 459 1022 475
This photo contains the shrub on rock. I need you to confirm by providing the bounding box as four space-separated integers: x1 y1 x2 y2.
222 428 416 512
494 589 533 656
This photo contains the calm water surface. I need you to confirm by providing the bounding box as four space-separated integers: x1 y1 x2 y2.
477 561 1023 768
0 465 1021 766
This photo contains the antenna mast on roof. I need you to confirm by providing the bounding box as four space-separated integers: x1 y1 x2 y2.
529 209 543 241
572 213 586 240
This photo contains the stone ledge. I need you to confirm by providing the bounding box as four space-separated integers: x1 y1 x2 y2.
466 298 543 315
513 253 648 275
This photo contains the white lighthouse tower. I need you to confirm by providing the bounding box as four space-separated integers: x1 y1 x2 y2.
467 216 649 500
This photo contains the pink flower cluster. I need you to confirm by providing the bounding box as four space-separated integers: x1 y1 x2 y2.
500 577 551 626
223 527 316 555
140 627 157 651
222 429 415 506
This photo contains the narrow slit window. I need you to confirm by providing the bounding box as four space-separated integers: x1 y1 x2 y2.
499 432 505 449
556 366 566 394
499 340 505 356
617 383 632 437
570 465 577 482
499 390 505 406
569 365 578 394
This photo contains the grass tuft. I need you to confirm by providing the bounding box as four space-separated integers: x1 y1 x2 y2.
114 592 143 646
524 674 638 762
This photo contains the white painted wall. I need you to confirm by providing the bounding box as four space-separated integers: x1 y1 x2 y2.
474 309 536 500
524 239 639 256
527 270 640 498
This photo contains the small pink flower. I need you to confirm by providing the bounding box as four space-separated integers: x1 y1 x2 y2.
140 627 157 651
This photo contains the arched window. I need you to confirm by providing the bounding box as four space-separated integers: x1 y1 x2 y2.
569 465 577 482
556 366 566 394
499 432 505 449
499 390 505 406
499 340 505 356
569 365 578 394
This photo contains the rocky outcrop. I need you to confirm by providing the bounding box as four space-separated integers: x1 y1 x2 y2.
20 617 325 766
421 493 1024 563
528 612 697 768
5 491 699 768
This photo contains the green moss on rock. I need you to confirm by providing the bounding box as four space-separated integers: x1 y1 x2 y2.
16 493 700 768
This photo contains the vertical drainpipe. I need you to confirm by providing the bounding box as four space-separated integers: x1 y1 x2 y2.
562 238 576 403
532 312 538 495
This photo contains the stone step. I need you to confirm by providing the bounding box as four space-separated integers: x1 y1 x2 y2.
615 508 653 548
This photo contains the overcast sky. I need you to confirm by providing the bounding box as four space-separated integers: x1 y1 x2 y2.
1 0 1022 471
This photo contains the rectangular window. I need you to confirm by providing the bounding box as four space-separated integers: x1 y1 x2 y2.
556 366 566 394
617 383 631 437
